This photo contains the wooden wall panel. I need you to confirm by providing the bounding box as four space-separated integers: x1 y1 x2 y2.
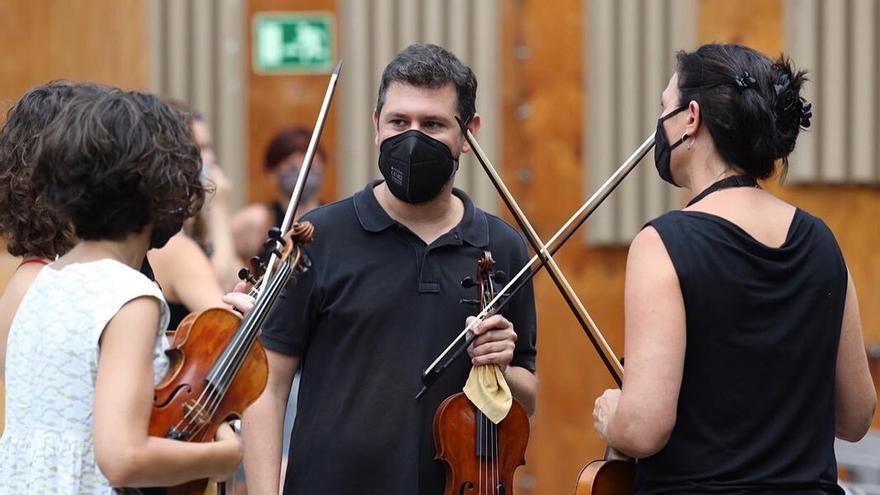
246 0 339 207
0 0 149 103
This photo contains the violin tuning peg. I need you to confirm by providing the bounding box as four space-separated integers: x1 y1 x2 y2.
267 227 282 239
237 268 258 285
460 276 475 288
250 256 262 271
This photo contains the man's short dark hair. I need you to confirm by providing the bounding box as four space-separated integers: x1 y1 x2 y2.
375 43 477 124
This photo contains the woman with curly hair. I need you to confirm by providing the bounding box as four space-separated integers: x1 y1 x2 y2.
592 44 875 494
0 82 103 423
0 88 249 493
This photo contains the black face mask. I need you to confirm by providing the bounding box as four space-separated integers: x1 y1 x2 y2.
654 105 689 187
378 129 458 204
149 220 183 250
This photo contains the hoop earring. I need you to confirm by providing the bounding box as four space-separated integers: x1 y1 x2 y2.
686 135 695 151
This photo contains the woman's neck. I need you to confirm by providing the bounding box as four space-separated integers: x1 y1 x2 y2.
59 233 150 270
681 144 744 199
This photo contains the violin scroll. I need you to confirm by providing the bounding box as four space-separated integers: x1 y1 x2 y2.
237 221 315 290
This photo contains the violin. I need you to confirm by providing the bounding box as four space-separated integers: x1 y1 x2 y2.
574 448 634 495
136 222 314 495
433 251 530 495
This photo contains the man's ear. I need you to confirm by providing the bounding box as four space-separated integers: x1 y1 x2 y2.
372 109 380 147
461 113 482 154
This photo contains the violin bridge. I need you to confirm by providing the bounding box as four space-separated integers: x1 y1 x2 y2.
183 399 211 427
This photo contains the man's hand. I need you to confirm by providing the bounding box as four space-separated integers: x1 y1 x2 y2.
466 314 517 371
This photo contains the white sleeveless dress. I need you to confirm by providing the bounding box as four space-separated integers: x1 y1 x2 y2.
0 259 170 494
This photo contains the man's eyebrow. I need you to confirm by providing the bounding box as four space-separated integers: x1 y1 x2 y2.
384 111 454 122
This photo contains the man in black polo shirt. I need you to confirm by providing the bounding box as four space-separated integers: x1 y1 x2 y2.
242 43 538 495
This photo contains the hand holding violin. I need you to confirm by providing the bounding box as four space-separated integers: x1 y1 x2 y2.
467 314 518 371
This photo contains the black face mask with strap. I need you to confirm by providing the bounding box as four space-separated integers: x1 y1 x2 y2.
378 129 459 204
654 105 689 187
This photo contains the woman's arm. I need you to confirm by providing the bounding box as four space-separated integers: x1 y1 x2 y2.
93 296 241 487
149 234 225 315
834 271 876 441
594 227 686 458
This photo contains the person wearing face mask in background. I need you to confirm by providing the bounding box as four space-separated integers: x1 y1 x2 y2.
240 44 538 495
230 127 326 268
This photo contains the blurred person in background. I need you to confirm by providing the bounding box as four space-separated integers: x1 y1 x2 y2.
231 127 325 267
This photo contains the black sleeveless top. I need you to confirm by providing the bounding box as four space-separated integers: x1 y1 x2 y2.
637 208 847 495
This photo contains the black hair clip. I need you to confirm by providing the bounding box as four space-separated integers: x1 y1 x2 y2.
734 71 757 90
799 100 813 129
773 73 791 96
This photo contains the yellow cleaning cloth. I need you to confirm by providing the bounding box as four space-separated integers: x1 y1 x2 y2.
463 364 512 424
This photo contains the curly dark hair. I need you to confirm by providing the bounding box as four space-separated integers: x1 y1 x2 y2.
675 44 810 180
0 82 104 258
32 89 205 242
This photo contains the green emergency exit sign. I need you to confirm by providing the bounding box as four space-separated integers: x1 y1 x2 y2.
253 12 335 74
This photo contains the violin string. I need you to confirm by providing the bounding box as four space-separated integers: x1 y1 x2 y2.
202 259 293 421
170 260 292 437
494 421 499 493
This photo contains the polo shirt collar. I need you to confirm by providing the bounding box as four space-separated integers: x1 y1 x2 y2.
353 180 490 247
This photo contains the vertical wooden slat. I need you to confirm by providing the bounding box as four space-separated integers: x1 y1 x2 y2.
642 0 669 221
166 0 189 101
471 0 499 212
849 0 875 182
147 0 164 93
819 0 847 183
447 0 474 201
586 0 617 244
398 0 419 48
191 0 214 123
340 0 373 195
784 0 820 182
423 1 444 46
216 0 245 206
617 0 642 239
374 0 395 82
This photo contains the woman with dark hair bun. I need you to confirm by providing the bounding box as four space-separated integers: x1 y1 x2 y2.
0 88 251 493
593 44 875 494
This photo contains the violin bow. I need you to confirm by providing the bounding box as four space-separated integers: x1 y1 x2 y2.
417 127 654 398
462 121 624 384
259 60 342 291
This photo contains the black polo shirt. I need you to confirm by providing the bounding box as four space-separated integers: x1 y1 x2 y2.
260 180 537 495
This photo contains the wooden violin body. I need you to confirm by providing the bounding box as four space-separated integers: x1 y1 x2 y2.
147 308 269 495
434 393 530 495
574 457 634 495
152 308 267 442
